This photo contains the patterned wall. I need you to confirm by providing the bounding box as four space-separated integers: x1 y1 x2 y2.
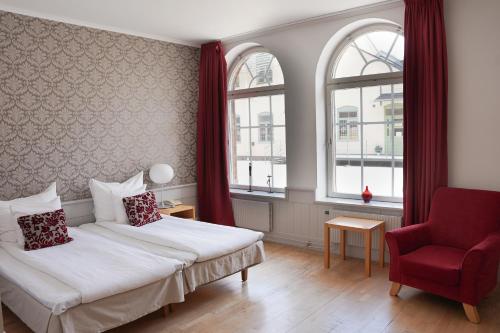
0 11 200 201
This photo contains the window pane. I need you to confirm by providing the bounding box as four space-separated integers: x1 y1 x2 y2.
334 45 365 78
271 94 285 126
390 35 404 64
231 127 250 186
232 98 249 127
334 88 361 146
273 164 286 189
273 127 286 158
394 162 403 197
362 61 392 76
393 121 403 157
363 123 391 159
363 160 392 197
333 30 404 79
232 64 252 90
250 96 270 127
235 160 250 186
335 159 361 194
362 85 392 123
268 57 284 85
250 128 272 187
231 52 284 90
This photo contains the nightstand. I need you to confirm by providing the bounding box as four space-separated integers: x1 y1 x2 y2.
159 205 196 220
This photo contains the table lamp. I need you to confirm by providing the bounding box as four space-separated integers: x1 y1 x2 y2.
149 163 174 208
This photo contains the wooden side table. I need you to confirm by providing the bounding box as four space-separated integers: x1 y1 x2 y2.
324 216 385 277
159 205 196 220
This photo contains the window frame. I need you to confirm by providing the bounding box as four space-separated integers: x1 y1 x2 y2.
227 47 286 193
326 24 404 203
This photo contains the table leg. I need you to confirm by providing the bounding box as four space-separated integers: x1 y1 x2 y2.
364 230 372 277
379 224 385 268
340 229 346 260
324 224 330 269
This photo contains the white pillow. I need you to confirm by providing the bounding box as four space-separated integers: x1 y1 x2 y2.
111 185 147 224
0 182 58 244
10 196 62 246
89 172 144 222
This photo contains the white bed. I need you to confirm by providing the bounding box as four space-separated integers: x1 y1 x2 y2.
0 228 185 333
80 216 266 293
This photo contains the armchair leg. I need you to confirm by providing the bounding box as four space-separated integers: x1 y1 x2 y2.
462 304 480 324
389 282 402 296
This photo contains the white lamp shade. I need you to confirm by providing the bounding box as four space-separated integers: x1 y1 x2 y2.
149 164 174 184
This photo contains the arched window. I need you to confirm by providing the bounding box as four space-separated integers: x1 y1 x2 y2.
327 25 404 201
228 49 286 192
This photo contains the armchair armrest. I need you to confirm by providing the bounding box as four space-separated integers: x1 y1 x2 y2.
460 231 500 305
385 223 432 256
385 223 432 282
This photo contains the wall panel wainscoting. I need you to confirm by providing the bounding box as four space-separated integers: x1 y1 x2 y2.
232 189 402 263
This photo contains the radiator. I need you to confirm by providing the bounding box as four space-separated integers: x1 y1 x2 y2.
232 199 272 232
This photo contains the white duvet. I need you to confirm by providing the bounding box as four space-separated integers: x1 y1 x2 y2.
1 228 183 304
97 216 264 262
80 223 197 266
0 248 80 315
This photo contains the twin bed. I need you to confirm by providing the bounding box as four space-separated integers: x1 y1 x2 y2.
0 200 265 332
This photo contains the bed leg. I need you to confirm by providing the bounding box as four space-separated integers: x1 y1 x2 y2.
241 268 248 282
163 304 173 317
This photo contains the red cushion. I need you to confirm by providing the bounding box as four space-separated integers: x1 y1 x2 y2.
122 191 161 227
399 245 465 286
17 209 73 251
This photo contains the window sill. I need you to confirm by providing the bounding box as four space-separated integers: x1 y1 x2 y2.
315 197 403 215
230 188 286 200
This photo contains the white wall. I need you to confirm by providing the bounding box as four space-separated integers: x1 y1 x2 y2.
224 0 500 259
224 2 404 193
446 0 500 191
224 2 405 259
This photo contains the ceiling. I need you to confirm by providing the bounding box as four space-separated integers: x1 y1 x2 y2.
0 0 392 46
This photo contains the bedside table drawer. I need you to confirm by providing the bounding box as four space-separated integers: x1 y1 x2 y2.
159 205 196 220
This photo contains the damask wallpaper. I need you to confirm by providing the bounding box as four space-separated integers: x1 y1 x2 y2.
0 11 200 201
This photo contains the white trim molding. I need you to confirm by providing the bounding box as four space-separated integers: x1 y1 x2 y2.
222 0 403 44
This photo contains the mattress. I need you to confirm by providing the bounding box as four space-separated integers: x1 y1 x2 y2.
0 228 186 332
0 248 80 315
95 215 264 262
0 271 183 333
79 223 266 293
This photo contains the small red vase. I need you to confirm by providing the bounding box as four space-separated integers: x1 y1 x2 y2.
362 186 372 203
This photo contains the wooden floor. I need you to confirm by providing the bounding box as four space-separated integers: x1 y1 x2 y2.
4 242 500 332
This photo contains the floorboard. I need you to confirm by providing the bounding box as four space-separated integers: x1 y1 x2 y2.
3 242 500 332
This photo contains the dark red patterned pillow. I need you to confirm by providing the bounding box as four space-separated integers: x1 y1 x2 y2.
17 209 73 251
122 191 162 227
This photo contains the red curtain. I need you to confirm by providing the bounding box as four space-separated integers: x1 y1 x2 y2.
196 41 235 226
403 0 448 226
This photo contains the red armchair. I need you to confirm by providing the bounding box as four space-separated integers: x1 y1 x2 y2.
386 187 500 323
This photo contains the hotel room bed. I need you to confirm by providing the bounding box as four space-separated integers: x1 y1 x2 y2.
80 216 266 293
0 228 185 333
